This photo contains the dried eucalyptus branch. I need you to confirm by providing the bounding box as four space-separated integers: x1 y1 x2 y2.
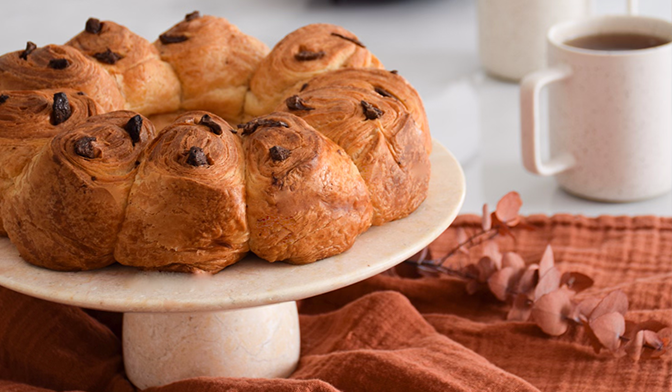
404 191 671 360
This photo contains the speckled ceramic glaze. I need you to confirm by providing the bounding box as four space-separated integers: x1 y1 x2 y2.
477 0 590 81
521 16 672 202
0 139 465 389
124 302 301 389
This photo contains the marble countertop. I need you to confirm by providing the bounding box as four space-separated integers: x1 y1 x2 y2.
1 0 669 217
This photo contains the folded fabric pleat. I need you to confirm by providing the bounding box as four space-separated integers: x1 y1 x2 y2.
0 287 133 392
294 291 538 392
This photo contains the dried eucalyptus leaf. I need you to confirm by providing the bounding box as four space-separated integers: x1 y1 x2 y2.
508 293 533 321
517 265 539 295
581 319 604 354
590 290 629 321
502 252 525 271
560 272 594 293
531 289 572 336
643 330 664 351
572 297 601 322
650 327 671 358
539 244 554 277
589 312 625 352
482 204 492 231
477 256 498 282
482 242 502 269
624 330 645 360
495 191 522 223
534 266 561 301
488 267 516 301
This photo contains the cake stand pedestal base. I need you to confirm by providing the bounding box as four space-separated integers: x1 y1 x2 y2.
123 301 300 389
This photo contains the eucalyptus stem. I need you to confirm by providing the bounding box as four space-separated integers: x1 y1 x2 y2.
417 227 498 267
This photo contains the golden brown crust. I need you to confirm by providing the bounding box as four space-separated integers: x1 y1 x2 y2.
0 89 101 236
115 111 249 272
276 86 430 226
299 68 431 154
2 111 155 271
155 14 269 125
0 44 125 112
67 19 181 116
148 111 187 133
244 24 384 119
242 112 372 264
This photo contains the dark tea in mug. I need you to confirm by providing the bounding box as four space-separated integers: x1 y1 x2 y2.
564 33 669 51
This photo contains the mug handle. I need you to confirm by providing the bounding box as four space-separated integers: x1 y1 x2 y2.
520 66 576 176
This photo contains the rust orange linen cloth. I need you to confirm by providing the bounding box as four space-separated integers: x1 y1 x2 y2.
0 214 670 392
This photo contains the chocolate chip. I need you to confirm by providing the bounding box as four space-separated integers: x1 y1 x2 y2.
295 50 326 61
85 18 103 34
390 70 398 75
48 59 70 70
77 91 85 96
199 114 223 135
0 94 8 105
186 146 209 167
361 100 383 120
91 176 97 181
374 87 393 98
185 11 200 21
19 41 37 61
238 119 289 135
269 146 291 162
93 48 122 64
331 32 365 48
74 136 97 159
51 92 72 125
124 115 143 145
300 83 309 92
159 34 189 45
285 95 314 111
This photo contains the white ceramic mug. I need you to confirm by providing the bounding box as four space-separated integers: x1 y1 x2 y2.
520 15 672 202
477 0 639 81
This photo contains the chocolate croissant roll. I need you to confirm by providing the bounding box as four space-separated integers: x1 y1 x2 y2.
276 86 430 226
155 12 269 125
242 112 372 264
0 43 125 112
300 68 432 154
0 89 101 236
244 24 383 118
66 18 181 116
115 111 248 273
3 111 155 271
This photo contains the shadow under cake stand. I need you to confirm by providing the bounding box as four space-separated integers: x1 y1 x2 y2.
0 139 465 389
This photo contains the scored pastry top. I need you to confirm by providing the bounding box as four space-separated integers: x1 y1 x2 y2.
242 111 372 264
155 12 270 124
245 23 383 118
0 44 125 112
0 89 101 139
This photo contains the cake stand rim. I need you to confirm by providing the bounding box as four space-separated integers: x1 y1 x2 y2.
0 138 465 312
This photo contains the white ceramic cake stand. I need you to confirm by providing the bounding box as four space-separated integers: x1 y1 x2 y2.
0 140 464 389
